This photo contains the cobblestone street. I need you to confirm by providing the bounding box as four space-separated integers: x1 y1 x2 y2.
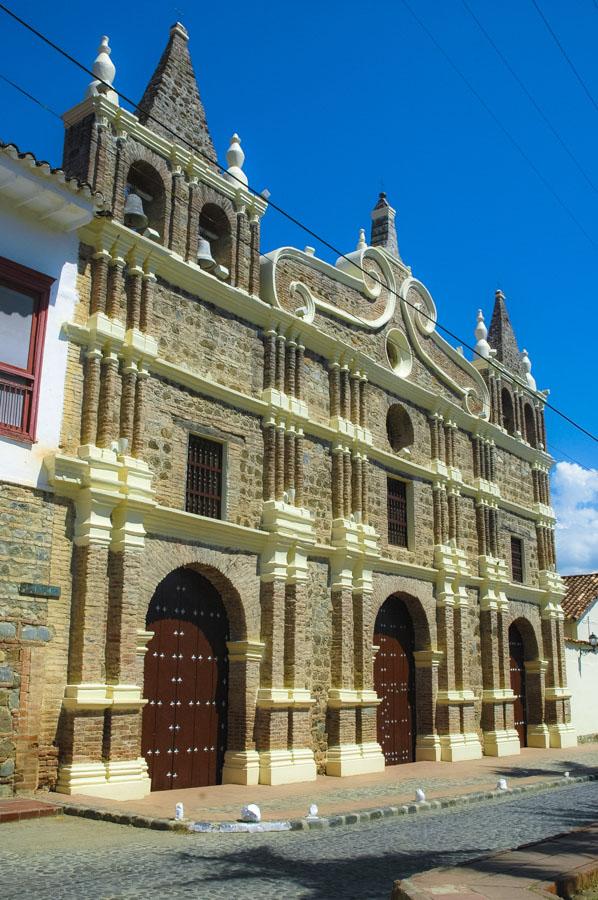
1 781 597 899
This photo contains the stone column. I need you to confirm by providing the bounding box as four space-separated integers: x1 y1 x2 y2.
284 426 295 497
139 272 156 334
351 452 362 518
350 371 360 424
359 375 368 428
331 447 344 520
330 362 341 418
285 338 297 397
96 351 119 449
222 640 264 785
275 334 285 393
275 422 285 500
107 256 126 321
169 170 188 256
295 343 304 401
361 457 369 525
294 428 304 508
263 421 276 501
343 450 352 518
81 348 102 447
248 214 261 296
340 366 350 419
263 327 277 391
90 250 110 315
126 266 143 332
234 205 250 291
413 650 443 761
119 360 137 450
525 658 550 748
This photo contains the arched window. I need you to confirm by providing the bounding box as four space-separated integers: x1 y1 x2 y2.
124 161 166 241
386 403 414 453
524 404 537 448
198 204 232 280
501 388 515 436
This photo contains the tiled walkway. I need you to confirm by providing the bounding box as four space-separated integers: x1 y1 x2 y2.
47 742 598 823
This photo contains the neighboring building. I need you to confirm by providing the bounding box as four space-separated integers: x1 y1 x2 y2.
0 142 100 795
562 573 598 739
0 25 575 800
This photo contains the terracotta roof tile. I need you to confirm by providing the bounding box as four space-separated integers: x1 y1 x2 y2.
562 572 598 620
0 141 104 204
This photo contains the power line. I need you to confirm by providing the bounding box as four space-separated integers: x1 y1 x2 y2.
0 71 62 119
397 0 598 254
531 0 598 116
0 3 596 447
461 0 598 196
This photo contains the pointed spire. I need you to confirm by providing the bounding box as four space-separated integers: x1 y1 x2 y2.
474 309 492 360
522 349 537 391
487 289 525 377
356 227 367 251
85 36 118 105
138 22 216 163
225 134 248 186
370 192 400 259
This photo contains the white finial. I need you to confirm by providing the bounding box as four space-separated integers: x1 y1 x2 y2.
226 133 248 187
474 309 492 360
356 228 367 251
522 349 536 390
85 36 118 105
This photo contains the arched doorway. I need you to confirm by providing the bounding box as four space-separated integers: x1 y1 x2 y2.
509 623 527 747
374 596 416 764
141 567 229 791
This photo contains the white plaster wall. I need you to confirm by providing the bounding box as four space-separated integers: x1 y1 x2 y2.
565 640 598 737
0 205 79 489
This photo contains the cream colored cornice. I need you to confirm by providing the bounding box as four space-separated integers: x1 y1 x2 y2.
63 96 267 218
74 219 552 470
145 504 267 553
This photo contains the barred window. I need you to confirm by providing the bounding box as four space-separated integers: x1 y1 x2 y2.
186 435 223 519
511 536 524 583
388 478 408 547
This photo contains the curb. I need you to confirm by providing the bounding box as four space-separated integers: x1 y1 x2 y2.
54 772 598 834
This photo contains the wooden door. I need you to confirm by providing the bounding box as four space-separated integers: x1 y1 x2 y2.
509 623 527 747
374 596 415 764
142 568 229 791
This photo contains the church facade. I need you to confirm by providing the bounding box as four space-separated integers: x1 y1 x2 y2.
0 24 575 799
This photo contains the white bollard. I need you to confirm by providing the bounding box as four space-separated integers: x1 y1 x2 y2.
307 803 318 818
415 788 426 802
496 778 508 791
240 803 261 823
175 802 185 820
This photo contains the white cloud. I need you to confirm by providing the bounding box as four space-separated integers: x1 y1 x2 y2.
552 461 598 575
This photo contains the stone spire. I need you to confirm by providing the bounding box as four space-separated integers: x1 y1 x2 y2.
138 22 216 163
487 289 525 377
370 192 400 259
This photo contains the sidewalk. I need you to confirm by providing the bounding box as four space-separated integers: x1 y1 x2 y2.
392 822 598 899
41 742 598 828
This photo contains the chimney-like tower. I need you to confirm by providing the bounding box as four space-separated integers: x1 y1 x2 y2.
370 192 400 259
487 289 525 378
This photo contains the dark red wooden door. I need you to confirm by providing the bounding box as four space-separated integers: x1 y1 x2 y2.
509 623 527 747
374 596 415 765
142 568 229 791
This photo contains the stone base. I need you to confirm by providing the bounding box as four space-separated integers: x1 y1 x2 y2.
527 724 550 748
222 750 260 786
439 732 483 762
483 729 521 757
258 748 317 785
548 723 577 748
326 741 385 777
415 734 442 762
56 758 151 799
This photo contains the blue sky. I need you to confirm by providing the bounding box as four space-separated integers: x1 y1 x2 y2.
1 0 597 568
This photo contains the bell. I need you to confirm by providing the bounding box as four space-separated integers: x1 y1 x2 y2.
124 191 148 230
197 235 216 270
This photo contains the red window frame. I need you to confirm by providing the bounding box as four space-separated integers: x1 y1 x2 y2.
0 255 53 442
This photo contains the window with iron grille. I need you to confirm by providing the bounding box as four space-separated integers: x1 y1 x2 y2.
186 435 223 519
0 256 53 442
388 478 408 547
511 536 524 583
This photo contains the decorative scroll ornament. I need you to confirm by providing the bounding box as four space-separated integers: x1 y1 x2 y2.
289 281 316 324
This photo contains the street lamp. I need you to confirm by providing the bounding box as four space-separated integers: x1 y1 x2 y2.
579 633 598 657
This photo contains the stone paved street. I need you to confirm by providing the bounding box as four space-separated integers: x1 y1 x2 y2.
1 781 598 899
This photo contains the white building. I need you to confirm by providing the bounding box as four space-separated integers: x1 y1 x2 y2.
562 573 598 739
0 142 100 484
